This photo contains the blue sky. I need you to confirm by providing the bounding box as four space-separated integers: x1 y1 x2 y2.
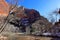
6 0 60 19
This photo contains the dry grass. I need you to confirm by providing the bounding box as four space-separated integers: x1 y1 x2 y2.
0 33 52 40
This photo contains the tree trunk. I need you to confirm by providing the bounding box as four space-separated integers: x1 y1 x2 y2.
26 26 30 34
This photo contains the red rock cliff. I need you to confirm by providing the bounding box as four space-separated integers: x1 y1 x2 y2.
0 0 9 17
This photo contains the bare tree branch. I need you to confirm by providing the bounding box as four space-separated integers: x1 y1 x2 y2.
9 0 19 13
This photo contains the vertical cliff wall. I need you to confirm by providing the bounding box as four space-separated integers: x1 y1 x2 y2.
0 0 9 17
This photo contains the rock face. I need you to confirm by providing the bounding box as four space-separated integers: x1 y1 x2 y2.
0 0 9 17
7 6 52 34
15 7 40 24
0 0 9 27
24 8 40 23
9 6 40 27
6 7 41 34
32 16 52 33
